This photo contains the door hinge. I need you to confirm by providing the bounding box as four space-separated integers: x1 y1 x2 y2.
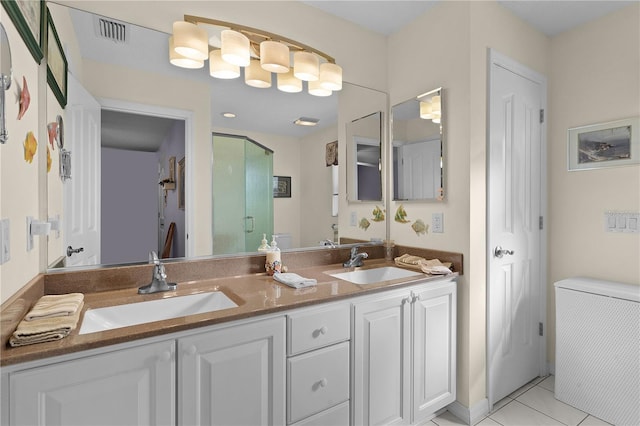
539 216 544 230
540 109 544 123
539 322 544 336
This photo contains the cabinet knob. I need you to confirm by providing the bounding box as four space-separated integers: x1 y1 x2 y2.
185 345 197 356
402 296 411 305
158 351 172 362
319 326 328 335
319 378 328 388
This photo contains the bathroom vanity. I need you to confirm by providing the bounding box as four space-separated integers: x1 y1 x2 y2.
0 250 460 426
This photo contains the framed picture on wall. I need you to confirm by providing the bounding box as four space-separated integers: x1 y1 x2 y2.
1 0 45 64
273 176 291 198
568 117 639 171
46 8 68 107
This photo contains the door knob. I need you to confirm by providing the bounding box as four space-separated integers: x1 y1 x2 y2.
494 246 514 258
67 246 84 257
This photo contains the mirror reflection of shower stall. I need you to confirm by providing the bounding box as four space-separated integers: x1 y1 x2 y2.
212 133 274 254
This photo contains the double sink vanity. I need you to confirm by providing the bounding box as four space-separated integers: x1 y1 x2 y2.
0 245 462 425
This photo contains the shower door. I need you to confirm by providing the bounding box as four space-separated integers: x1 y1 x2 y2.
212 134 273 255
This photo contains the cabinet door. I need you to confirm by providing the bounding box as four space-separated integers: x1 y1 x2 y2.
353 291 411 426
10 340 175 426
179 316 286 426
412 281 457 423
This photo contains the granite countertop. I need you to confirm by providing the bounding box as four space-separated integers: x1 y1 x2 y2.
0 259 458 367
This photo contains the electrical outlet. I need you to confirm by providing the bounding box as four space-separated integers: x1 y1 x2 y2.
0 218 10 264
432 213 444 233
350 211 357 227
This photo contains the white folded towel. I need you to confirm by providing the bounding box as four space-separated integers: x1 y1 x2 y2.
273 273 317 289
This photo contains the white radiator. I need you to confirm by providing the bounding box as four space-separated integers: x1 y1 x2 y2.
555 277 640 426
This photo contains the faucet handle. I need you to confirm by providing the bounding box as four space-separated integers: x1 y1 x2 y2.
149 250 160 266
350 246 360 256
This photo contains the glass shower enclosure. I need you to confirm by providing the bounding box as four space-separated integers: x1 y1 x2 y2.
212 133 274 254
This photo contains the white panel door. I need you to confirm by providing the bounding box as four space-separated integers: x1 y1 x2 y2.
10 340 175 425
179 317 286 426
399 139 441 199
488 51 545 405
352 291 411 426
64 74 100 266
412 282 456 423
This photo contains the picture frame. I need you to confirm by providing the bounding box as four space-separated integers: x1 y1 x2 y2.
46 8 68 108
1 0 45 64
273 176 291 198
568 117 639 171
178 157 185 210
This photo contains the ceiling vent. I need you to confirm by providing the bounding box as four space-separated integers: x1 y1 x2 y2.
94 16 129 43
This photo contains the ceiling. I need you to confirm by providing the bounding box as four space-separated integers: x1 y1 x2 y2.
67 1 635 151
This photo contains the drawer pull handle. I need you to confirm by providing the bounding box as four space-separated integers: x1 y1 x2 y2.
313 326 328 338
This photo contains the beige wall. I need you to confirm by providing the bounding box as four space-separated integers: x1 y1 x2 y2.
0 8 45 301
547 3 640 364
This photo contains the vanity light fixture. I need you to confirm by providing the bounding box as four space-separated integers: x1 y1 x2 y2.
418 88 443 124
222 112 236 118
294 117 319 126
170 15 342 96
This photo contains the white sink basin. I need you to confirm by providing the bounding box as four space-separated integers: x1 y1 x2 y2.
79 291 238 335
328 266 422 285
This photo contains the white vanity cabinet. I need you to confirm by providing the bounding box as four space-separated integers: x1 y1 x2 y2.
178 316 286 426
286 303 351 425
8 339 176 426
352 278 457 425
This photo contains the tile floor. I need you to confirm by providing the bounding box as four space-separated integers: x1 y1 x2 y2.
430 376 613 426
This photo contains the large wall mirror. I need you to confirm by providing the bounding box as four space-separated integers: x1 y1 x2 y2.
346 111 383 202
46 3 387 270
392 87 444 201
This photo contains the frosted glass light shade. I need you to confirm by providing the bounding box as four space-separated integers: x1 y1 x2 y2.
419 101 433 119
308 79 332 97
169 36 204 69
293 51 319 81
245 59 272 88
221 30 250 67
173 21 208 61
260 41 290 73
277 70 302 93
319 62 342 91
431 95 441 114
210 50 240 79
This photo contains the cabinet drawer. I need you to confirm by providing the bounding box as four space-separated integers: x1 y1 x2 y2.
291 401 350 426
288 342 350 424
287 303 350 355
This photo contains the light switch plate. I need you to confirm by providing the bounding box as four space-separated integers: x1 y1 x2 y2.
604 211 639 233
432 213 444 233
350 211 357 227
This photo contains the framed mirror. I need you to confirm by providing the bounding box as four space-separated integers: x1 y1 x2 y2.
392 87 444 201
45 3 388 270
346 111 383 202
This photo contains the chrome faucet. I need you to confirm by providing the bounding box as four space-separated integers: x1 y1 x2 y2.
138 251 177 294
343 246 368 268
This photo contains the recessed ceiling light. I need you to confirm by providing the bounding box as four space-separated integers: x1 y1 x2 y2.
294 117 319 126
222 112 236 118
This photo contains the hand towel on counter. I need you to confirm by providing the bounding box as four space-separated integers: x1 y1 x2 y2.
9 301 84 347
273 273 317 289
395 254 452 274
24 293 84 321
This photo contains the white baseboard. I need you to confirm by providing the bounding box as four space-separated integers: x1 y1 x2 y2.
447 398 489 425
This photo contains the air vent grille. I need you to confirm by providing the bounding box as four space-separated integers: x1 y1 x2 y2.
95 17 128 43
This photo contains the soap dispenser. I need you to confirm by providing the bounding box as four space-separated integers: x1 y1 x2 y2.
265 236 281 275
258 233 269 252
